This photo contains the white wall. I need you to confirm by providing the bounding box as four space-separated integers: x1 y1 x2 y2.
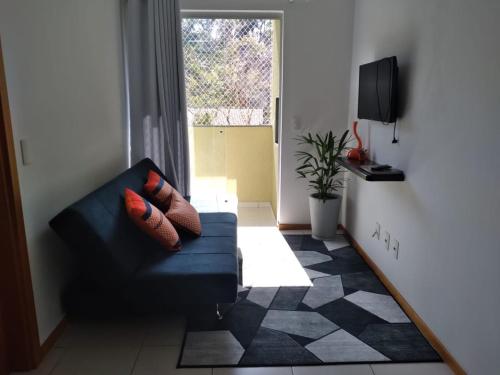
181 0 355 224
346 1 500 374
0 0 125 342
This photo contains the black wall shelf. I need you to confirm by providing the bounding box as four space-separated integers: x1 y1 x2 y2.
338 157 405 182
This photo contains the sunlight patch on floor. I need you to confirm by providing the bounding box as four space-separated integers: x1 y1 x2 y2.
191 196 312 288
238 206 312 288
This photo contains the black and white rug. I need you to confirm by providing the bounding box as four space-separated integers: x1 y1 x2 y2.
178 234 441 367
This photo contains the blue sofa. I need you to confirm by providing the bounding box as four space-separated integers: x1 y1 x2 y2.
50 159 238 313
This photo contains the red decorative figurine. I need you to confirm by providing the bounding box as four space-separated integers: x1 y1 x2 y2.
347 121 367 162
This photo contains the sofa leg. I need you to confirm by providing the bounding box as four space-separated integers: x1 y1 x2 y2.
216 304 223 320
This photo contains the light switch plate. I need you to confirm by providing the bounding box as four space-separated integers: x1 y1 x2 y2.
20 139 31 166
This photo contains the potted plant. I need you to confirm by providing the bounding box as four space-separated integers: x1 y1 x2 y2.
295 130 349 240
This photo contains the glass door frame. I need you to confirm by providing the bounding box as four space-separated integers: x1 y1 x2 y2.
180 9 284 222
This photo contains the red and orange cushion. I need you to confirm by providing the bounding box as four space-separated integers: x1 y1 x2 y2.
143 170 174 211
124 188 181 251
143 170 202 236
165 190 202 236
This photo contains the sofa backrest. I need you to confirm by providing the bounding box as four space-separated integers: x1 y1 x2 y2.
50 158 171 288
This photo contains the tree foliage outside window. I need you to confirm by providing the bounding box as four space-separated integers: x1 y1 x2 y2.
182 18 274 126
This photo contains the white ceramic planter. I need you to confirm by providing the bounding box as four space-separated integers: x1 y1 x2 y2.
309 194 342 240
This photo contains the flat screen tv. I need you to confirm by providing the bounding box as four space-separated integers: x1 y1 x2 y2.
358 56 398 124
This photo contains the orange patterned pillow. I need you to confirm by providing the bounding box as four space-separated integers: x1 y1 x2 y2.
143 170 174 211
165 190 202 236
124 188 181 251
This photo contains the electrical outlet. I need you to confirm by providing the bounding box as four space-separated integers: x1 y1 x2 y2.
384 231 390 250
372 222 381 240
392 239 399 259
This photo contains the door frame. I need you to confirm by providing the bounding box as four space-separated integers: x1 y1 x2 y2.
0 307 7 375
0 38 41 371
180 10 285 221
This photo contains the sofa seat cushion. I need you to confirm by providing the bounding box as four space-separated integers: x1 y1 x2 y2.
196 212 237 238
130 212 239 305
180 236 237 255
199 212 237 224
132 253 238 304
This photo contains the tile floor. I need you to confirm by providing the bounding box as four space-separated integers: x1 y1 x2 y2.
13 206 454 375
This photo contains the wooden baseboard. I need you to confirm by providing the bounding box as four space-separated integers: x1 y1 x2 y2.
340 225 466 375
278 223 311 230
39 318 67 359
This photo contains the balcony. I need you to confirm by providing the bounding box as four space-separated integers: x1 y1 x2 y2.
183 17 281 217
188 124 278 216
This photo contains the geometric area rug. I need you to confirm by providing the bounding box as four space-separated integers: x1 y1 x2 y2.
178 234 441 367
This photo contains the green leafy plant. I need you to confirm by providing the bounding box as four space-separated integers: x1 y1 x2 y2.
295 130 350 202
193 112 214 127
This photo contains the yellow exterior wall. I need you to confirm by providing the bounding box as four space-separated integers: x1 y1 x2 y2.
193 127 226 178
192 126 275 203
